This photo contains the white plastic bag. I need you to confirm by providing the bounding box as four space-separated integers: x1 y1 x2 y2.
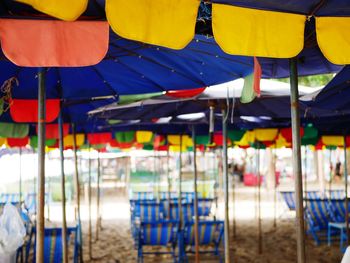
0 204 26 256
342 246 350 263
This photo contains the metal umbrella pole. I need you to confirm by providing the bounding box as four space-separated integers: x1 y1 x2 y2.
178 135 185 261
58 106 68 263
96 151 102 241
304 146 308 198
167 147 171 217
222 108 231 263
273 147 277 229
344 136 349 246
231 144 236 241
88 146 92 259
19 147 22 204
289 58 306 263
72 125 83 263
257 145 262 254
192 126 200 262
36 67 46 263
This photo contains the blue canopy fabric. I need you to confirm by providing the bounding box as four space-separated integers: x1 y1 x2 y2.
0 33 254 127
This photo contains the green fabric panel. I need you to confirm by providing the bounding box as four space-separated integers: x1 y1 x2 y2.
227 130 245 141
303 126 318 139
301 137 319 146
118 92 163 105
143 144 154 151
115 131 135 143
30 136 56 148
250 142 266 149
187 146 193 151
195 135 209 145
0 122 29 138
108 119 122 125
240 73 256 103
326 146 337 150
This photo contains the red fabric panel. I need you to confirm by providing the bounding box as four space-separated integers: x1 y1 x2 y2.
253 57 262 97
213 132 230 146
87 133 112 145
166 87 206 98
7 137 29 147
36 123 69 139
0 19 109 67
10 99 60 123
109 140 134 149
154 135 166 148
315 139 324 150
155 145 169 151
280 127 304 142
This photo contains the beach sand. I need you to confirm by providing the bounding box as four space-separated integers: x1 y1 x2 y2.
46 183 344 262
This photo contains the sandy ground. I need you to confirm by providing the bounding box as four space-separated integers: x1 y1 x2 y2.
44 183 345 263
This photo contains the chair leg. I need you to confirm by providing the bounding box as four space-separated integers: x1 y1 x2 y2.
328 225 331 246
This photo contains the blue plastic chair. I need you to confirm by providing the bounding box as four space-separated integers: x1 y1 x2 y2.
32 227 79 263
169 202 193 222
197 198 214 217
24 193 50 215
305 198 332 245
184 220 224 261
328 190 346 200
133 192 154 200
279 191 296 211
137 220 178 263
0 193 20 205
306 191 323 199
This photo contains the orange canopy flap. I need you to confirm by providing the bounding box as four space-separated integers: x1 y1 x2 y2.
0 19 109 67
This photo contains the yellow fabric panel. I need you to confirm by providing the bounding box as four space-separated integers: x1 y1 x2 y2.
167 135 192 146
169 145 187 152
274 134 291 148
63 134 85 147
0 138 6 146
321 136 343 146
255 129 278 142
212 4 305 58
316 17 350 65
106 0 200 49
234 131 255 146
16 0 88 21
136 131 153 144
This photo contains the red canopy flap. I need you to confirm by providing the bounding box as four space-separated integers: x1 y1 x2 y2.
7 137 29 147
10 99 60 123
166 87 206 98
36 123 70 139
87 133 112 145
0 19 109 67
280 127 305 142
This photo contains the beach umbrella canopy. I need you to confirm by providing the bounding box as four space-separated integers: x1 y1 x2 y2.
4 1 350 65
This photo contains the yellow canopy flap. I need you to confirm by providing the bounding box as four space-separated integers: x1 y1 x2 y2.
16 0 88 21
169 145 188 152
234 130 255 146
316 16 350 65
321 135 343 147
212 4 306 58
274 133 291 148
136 131 153 144
0 138 6 147
254 128 278 142
106 0 200 49
167 135 193 147
63 134 85 148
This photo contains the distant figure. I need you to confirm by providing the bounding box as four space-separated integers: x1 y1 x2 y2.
335 161 342 182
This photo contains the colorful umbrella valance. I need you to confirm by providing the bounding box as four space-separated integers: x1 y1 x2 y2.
136 131 154 144
115 131 136 144
13 1 350 64
30 136 57 148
